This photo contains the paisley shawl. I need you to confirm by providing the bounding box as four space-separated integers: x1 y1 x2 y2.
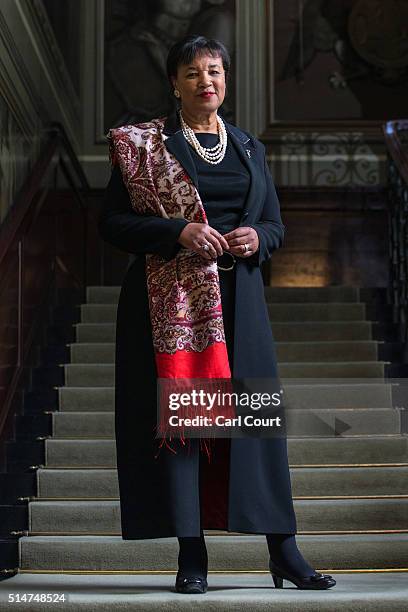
106 117 236 461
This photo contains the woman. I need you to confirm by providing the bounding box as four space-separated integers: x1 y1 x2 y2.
99 35 336 594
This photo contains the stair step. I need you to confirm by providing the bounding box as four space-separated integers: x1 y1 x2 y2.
86 285 363 305
62 361 389 385
43 436 408 468
69 340 381 363
18 533 408 571
36 465 408 499
283 383 394 409
5 571 408 611
58 387 115 412
75 321 374 342
27 498 408 533
50 409 401 438
279 362 387 377
75 323 116 343
264 286 360 303
267 303 367 321
57 383 395 412
79 303 369 324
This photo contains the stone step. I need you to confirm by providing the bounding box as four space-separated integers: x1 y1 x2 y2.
27 498 408 533
5 571 408 611
36 465 408 499
44 436 408 468
56 383 394 412
57 387 115 412
278 362 387 378
62 361 389 386
267 303 367 321
50 408 401 439
86 285 363 305
283 383 394 410
80 303 368 324
75 321 374 343
69 340 381 364
18 533 408 572
264 286 362 304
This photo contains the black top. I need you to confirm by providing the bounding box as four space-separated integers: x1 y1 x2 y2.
189 132 250 234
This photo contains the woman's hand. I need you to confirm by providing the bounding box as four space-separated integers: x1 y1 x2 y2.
223 227 259 257
178 222 230 260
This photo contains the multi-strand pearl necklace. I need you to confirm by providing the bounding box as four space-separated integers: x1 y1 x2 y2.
179 109 228 164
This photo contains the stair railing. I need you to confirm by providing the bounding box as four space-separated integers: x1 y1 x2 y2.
383 120 408 349
0 121 90 440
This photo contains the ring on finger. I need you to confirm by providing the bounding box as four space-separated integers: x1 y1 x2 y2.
200 243 210 252
243 243 250 253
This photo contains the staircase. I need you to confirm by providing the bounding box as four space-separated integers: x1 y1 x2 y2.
2 285 408 608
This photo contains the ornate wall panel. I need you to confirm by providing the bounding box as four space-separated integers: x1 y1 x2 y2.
274 0 408 121
259 0 403 186
265 126 385 186
103 0 236 132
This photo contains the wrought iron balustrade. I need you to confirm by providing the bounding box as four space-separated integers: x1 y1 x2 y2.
383 120 408 346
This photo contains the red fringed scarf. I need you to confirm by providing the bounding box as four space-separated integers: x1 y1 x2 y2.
107 117 236 462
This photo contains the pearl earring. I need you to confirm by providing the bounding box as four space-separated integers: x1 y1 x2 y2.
174 89 180 98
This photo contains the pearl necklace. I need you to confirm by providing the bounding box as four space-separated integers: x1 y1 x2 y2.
179 109 228 164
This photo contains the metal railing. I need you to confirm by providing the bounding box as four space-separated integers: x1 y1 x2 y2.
383 120 408 347
0 121 90 439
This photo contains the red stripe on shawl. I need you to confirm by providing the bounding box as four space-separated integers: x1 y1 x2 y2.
153 342 235 463
156 342 231 378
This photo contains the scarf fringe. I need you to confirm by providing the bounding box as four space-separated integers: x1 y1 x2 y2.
154 377 236 463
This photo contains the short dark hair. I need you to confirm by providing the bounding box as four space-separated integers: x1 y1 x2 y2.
166 35 231 88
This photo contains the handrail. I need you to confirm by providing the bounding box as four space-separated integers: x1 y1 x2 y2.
0 121 91 440
382 119 408 346
48 121 90 191
0 122 90 266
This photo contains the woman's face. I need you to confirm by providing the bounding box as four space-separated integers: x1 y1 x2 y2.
172 52 226 116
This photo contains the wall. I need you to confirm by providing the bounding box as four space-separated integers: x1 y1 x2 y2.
0 0 397 196
0 0 82 220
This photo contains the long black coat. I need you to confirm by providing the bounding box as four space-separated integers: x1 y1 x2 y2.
99 110 298 539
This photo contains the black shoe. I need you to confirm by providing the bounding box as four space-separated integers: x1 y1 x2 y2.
175 573 208 594
269 557 336 590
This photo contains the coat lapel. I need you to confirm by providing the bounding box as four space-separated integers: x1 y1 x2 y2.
162 109 262 223
226 126 261 223
162 110 199 189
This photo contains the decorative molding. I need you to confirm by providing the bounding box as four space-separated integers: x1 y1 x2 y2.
261 120 386 141
94 0 105 144
0 9 45 139
0 0 82 147
18 0 80 129
265 130 386 186
266 0 274 124
0 0 84 211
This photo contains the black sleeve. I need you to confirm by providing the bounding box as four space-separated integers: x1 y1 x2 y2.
246 142 285 266
98 164 190 261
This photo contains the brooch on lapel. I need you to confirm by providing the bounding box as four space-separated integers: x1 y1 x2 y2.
245 149 251 158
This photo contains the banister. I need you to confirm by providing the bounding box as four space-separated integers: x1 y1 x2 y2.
383 119 408 346
0 122 90 267
47 121 90 191
0 121 92 442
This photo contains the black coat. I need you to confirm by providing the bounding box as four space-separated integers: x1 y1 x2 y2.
99 111 298 538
